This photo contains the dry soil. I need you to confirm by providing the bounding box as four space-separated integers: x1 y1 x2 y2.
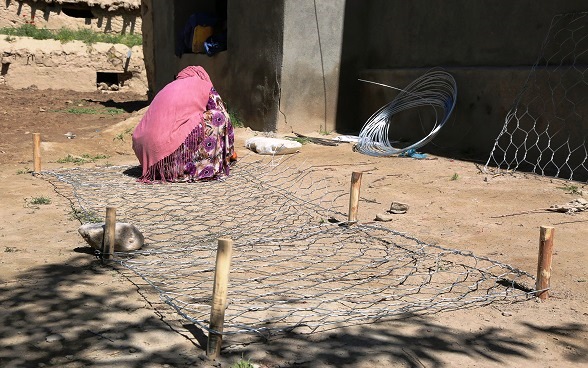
0 85 587 367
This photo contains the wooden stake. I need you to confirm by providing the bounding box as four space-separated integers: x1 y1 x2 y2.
348 171 363 223
102 207 116 262
536 226 555 301
207 238 233 359
32 133 41 173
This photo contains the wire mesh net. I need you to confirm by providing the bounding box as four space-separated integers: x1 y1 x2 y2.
42 154 537 337
485 12 588 182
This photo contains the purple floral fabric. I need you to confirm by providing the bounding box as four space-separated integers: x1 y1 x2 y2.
181 88 235 181
148 87 235 182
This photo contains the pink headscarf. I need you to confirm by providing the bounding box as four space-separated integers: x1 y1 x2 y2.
132 66 213 177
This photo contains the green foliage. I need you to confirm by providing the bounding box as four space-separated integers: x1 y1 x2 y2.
16 168 31 175
230 358 254 368
319 125 332 136
29 196 51 205
228 110 244 128
57 154 109 165
69 208 102 223
0 24 142 47
224 102 244 128
557 184 582 195
114 127 134 142
451 173 459 181
0 23 52 39
287 136 310 145
62 107 125 115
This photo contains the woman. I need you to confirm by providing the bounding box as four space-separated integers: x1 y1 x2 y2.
132 66 236 182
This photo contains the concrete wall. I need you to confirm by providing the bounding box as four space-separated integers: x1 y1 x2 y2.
142 0 346 133
142 0 284 132
279 0 345 134
143 0 588 153
222 0 284 132
337 0 588 160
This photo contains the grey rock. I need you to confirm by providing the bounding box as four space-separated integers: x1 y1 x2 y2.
45 333 64 343
375 213 395 222
78 222 144 252
389 201 409 214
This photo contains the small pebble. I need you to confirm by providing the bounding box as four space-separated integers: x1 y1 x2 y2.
45 334 64 343
375 213 394 222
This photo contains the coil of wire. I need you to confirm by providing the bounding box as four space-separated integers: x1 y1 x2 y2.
355 68 457 157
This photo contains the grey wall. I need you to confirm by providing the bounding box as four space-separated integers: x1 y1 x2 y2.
337 0 588 160
149 0 176 94
279 0 345 134
222 0 284 132
144 0 284 132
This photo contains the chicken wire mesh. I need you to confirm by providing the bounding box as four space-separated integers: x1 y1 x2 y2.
486 11 588 182
41 154 537 337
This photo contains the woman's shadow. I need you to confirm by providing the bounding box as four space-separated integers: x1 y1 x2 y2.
123 166 143 178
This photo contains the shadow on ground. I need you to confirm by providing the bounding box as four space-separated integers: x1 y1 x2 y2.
1 256 586 367
0 256 203 367
220 317 587 367
97 99 150 113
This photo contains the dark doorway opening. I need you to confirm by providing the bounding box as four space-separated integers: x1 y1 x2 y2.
61 6 95 19
174 0 228 56
96 71 133 90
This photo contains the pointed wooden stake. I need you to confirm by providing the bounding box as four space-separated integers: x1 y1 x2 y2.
207 238 233 359
536 226 555 300
348 171 363 223
102 207 116 262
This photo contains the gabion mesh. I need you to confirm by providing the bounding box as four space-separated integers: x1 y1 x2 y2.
486 12 588 182
42 154 537 337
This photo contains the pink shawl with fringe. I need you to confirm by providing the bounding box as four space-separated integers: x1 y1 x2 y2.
132 66 213 177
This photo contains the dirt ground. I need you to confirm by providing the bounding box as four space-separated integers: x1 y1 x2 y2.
0 85 587 367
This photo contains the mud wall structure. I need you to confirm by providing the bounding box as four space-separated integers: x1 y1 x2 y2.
1 0 146 93
0 38 147 93
1 0 141 35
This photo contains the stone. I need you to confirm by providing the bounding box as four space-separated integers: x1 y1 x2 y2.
45 333 64 343
375 213 395 222
389 201 409 214
78 222 144 252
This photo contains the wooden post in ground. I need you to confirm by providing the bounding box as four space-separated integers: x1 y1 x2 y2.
207 238 233 359
536 226 555 301
102 207 116 262
348 171 363 223
32 133 41 173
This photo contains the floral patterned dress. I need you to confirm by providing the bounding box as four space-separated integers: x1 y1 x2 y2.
154 87 235 182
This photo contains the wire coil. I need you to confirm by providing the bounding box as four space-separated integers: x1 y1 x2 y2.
356 69 457 156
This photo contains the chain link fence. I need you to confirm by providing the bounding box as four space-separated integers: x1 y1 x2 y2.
486 12 588 182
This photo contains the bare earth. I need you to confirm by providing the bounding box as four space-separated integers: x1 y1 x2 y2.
0 85 586 367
